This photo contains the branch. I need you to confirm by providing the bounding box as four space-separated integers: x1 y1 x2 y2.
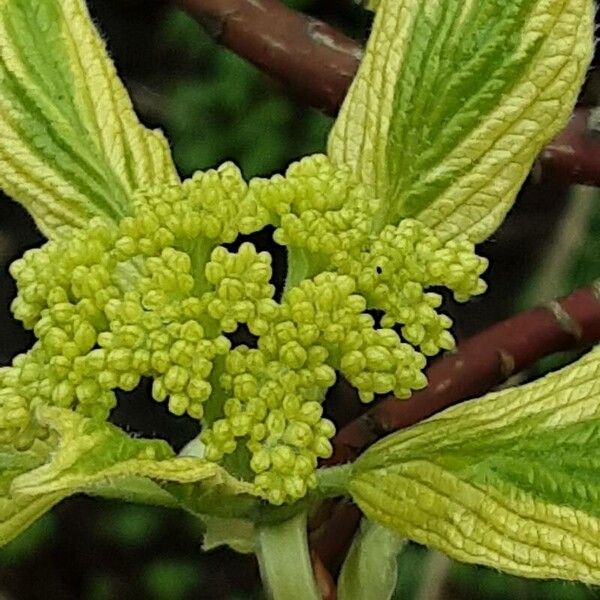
175 0 363 115
328 283 600 463
535 107 600 187
178 0 600 187
312 283 600 575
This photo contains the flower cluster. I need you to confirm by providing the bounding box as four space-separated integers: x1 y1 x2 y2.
2 163 263 447
202 272 428 502
2 155 487 503
248 155 380 259
334 220 488 356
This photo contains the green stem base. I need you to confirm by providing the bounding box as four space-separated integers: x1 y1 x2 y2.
256 511 321 600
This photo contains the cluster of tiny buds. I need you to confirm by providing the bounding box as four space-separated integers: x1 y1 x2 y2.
201 272 430 502
204 243 278 336
333 220 487 356
202 346 337 504
248 154 380 256
2 154 488 505
3 163 272 444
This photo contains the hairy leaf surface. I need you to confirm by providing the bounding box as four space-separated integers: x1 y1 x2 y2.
349 346 600 583
2 407 256 546
0 441 64 546
0 0 178 235
12 407 254 494
329 0 593 242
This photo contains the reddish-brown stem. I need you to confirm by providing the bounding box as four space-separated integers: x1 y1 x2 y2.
536 108 600 187
175 0 362 115
312 551 337 600
328 284 600 464
313 284 600 577
178 0 600 187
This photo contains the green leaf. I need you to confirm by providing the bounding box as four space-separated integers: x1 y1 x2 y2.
3 407 259 547
349 345 600 584
0 441 63 546
202 516 255 554
328 0 594 243
164 475 260 521
165 433 260 521
12 407 173 496
11 407 243 496
177 437 257 549
338 519 406 600
0 0 179 236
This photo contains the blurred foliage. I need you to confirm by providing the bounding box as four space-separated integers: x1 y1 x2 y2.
522 186 599 304
566 189 600 291
518 185 599 376
95 505 163 549
448 560 598 600
0 1 599 599
0 514 57 567
159 11 333 179
143 559 201 600
394 544 600 600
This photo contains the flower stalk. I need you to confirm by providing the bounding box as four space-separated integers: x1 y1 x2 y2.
256 511 322 600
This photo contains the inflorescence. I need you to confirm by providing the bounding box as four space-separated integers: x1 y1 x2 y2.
0 155 487 504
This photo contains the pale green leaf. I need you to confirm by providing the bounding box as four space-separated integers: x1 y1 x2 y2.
164 476 260 521
0 492 64 548
349 345 600 584
2 407 260 546
0 0 179 236
338 519 406 600
202 516 256 554
168 432 261 520
0 442 63 547
11 407 243 498
328 0 594 243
